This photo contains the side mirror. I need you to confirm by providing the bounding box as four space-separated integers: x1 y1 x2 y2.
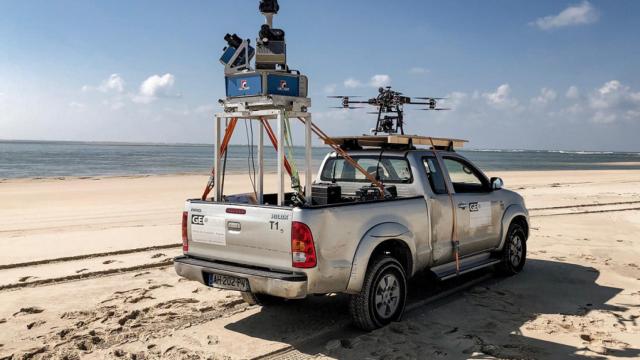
491 177 504 190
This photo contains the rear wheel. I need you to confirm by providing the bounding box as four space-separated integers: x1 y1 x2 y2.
241 292 285 306
349 256 407 331
498 222 527 275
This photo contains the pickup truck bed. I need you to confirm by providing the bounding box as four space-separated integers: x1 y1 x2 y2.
178 195 428 297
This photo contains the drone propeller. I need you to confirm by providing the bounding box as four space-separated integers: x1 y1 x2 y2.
414 97 447 100
327 96 361 99
330 106 365 109
416 108 451 111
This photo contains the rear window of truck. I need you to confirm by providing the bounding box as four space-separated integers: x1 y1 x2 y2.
320 156 413 184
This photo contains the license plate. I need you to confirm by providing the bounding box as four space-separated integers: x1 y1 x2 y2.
207 273 250 292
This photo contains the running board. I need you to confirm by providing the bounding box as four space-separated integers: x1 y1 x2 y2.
430 252 502 281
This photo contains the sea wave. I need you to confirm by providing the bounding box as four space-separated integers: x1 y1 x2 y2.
547 150 615 155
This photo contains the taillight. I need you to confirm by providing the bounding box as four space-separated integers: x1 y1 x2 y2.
226 208 247 214
181 211 189 253
291 221 316 268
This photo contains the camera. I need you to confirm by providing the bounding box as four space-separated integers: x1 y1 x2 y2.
259 0 279 14
220 33 255 73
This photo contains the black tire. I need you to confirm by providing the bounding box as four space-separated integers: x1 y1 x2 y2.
349 256 408 331
498 222 527 275
241 292 285 306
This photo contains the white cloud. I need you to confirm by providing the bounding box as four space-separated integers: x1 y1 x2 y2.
532 87 557 106
343 75 392 89
587 80 640 123
344 78 362 89
566 86 580 99
409 67 428 75
82 73 125 93
444 91 468 109
139 73 175 98
531 1 599 30
133 73 176 104
323 84 337 95
369 74 391 88
100 74 125 93
483 84 518 109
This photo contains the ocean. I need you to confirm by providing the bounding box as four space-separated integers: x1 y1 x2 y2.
1 140 639 179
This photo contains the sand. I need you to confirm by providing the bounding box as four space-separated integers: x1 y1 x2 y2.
0 170 639 359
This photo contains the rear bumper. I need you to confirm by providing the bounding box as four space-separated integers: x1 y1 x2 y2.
174 256 308 299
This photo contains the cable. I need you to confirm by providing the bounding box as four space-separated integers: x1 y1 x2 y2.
244 120 257 197
220 141 228 197
249 121 257 197
282 112 304 204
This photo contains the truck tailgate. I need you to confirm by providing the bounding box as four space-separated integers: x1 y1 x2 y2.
186 202 294 270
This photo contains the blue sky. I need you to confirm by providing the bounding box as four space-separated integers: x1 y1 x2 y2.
1 0 640 151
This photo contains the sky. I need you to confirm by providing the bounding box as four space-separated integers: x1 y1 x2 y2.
1 0 640 151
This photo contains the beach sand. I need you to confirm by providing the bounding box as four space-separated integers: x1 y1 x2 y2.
0 170 639 359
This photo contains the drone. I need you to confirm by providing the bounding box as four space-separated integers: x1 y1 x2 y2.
330 86 450 135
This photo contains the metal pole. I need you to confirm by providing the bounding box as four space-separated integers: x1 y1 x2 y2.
277 111 285 206
304 115 313 203
257 120 264 204
214 116 222 202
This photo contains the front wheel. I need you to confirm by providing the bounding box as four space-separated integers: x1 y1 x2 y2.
349 256 408 331
498 222 527 275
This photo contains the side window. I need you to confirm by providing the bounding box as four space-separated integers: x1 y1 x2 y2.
443 157 489 193
422 157 448 195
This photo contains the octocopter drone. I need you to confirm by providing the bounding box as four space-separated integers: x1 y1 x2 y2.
330 87 449 135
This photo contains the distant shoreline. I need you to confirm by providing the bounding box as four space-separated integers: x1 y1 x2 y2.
4 168 640 183
1 139 638 154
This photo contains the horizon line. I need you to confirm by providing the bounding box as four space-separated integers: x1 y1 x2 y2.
0 138 637 154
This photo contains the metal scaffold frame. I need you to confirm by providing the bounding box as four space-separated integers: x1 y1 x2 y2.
213 103 313 207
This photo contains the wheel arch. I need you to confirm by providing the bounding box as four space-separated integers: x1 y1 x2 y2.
345 222 416 294
498 204 530 250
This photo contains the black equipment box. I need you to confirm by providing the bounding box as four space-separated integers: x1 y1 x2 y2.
356 186 382 202
312 183 342 205
356 185 397 202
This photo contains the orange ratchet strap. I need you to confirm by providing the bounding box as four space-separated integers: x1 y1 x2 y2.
259 117 293 176
296 117 385 195
201 118 238 201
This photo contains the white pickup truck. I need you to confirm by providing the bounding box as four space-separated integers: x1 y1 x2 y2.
175 146 529 330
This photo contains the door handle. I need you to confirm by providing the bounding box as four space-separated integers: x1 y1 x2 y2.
458 203 468 210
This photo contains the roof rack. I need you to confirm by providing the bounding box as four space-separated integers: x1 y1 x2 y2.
326 135 467 151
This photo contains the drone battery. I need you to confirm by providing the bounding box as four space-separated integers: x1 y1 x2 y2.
312 183 342 205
